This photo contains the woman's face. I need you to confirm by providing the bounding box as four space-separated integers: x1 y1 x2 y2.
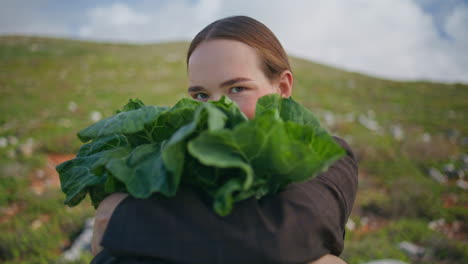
187 39 285 119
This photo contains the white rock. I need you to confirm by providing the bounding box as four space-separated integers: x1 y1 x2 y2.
30 43 39 52
428 218 445 230
429 168 447 183
18 138 35 158
391 125 404 141
323 111 335 127
456 179 468 190
462 154 468 164
59 70 67 80
358 114 380 132
399 241 425 258
421 133 431 143
31 218 43 230
346 219 356 231
447 110 457 119
68 101 77 112
0 137 7 148
62 218 95 261
58 118 72 128
444 163 460 179
35 169 45 179
90 111 102 122
458 170 465 179
361 216 370 226
444 163 455 172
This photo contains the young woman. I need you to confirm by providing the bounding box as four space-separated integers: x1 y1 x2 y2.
91 16 358 264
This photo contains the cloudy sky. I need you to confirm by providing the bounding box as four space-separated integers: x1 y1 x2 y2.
1 0 467 83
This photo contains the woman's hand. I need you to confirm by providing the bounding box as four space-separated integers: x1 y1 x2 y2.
308 254 348 264
91 193 128 256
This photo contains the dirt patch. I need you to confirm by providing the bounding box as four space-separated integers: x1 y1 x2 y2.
29 154 75 195
355 215 390 234
1 154 74 225
442 194 460 208
0 203 26 225
31 214 51 230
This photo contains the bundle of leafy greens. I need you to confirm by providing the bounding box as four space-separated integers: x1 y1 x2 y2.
56 94 345 216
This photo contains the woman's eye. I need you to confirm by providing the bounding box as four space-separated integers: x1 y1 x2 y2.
230 87 245 94
194 93 209 100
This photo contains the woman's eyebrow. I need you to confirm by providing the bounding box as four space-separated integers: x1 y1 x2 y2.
188 86 205 93
188 77 252 92
220 77 252 87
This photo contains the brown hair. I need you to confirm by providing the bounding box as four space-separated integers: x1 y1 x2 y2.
186 16 292 82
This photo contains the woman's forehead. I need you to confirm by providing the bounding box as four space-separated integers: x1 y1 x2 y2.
188 39 262 80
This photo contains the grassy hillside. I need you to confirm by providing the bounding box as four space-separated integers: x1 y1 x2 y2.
0 36 467 263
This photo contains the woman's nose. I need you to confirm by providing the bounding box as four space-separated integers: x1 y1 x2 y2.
211 94 222 101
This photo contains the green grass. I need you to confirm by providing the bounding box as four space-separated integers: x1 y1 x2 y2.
0 35 467 263
343 219 468 264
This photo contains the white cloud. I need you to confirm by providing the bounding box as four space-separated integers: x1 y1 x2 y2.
78 1 222 42
0 0 70 36
272 0 467 83
79 3 150 38
1 0 467 83
93 3 149 27
444 4 468 44
212 0 467 83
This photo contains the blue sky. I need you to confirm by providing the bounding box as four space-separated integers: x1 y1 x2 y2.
1 0 467 83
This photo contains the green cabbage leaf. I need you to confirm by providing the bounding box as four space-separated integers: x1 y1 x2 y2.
56 94 345 216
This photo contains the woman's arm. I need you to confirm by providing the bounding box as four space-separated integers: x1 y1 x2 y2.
92 136 358 263
92 193 128 256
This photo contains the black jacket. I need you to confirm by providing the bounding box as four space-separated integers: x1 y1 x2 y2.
92 136 358 264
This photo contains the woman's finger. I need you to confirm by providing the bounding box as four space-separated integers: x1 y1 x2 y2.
308 254 348 264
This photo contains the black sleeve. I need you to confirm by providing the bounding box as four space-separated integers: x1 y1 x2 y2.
94 136 358 264
91 248 169 264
